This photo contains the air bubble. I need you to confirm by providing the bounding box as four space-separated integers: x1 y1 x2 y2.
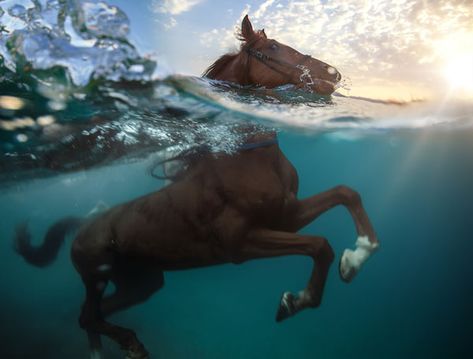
37 115 56 126
0 96 25 110
16 133 28 142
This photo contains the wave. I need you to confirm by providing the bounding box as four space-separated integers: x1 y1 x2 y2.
1 75 472 184
172 76 473 131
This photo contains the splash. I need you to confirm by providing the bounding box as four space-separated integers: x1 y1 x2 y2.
295 64 341 94
0 0 156 86
296 64 315 91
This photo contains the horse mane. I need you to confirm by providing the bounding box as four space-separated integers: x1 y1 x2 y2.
202 30 264 79
202 53 239 79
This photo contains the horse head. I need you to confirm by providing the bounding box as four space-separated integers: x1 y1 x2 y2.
205 15 341 95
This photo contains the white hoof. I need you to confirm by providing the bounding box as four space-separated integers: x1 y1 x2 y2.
339 249 359 282
339 236 378 283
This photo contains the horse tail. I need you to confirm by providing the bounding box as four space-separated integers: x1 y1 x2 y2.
14 216 84 268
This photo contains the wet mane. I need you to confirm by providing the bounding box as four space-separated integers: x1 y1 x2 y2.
202 30 264 79
202 53 239 78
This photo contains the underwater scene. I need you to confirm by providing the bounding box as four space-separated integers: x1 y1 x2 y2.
1 1 473 358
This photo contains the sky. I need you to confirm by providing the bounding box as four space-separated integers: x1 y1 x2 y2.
111 0 473 101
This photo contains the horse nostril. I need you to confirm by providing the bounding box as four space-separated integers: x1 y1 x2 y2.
336 72 341 81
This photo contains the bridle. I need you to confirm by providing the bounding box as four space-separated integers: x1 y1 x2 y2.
149 135 279 181
243 43 314 86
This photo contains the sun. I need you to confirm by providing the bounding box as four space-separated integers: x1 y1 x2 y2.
435 32 473 96
443 54 473 93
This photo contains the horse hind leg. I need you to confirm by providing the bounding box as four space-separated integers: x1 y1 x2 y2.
79 260 164 359
101 262 164 318
88 331 103 359
79 276 150 359
237 229 334 322
74 256 155 358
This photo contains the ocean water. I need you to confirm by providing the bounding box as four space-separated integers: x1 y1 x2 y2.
1 1 473 358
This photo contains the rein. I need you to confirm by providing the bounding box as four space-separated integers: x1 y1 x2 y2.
150 136 279 180
238 136 278 151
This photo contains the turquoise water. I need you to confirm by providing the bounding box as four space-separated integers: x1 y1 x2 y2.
2 128 473 358
1 1 473 358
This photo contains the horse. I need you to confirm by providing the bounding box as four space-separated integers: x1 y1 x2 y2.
203 15 341 95
13 16 378 359
14 130 379 359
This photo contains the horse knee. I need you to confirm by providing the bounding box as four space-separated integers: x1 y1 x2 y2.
311 237 334 264
321 239 335 263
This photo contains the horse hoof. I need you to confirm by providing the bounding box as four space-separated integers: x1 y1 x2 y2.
276 292 295 322
339 249 357 283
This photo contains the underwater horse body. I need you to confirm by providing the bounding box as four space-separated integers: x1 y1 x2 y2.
14 16 379 359
15 136 379 358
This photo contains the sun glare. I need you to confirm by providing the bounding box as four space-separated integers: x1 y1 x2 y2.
436 32 473 96
443 55 473 93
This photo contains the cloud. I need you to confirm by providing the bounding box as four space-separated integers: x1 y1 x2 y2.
200 4 251 51
152 0 204 15
153 0 204 31
163 16 177 29
199 0 473 95
253 0 276 19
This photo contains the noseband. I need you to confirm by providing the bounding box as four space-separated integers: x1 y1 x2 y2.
243 44 313 85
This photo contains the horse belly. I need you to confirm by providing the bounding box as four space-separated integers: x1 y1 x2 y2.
112 183 228 269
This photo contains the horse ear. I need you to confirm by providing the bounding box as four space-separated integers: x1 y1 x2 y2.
241 15 255 41
261 29 267 39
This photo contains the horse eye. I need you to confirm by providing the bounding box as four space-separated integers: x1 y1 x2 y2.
270 43 279 51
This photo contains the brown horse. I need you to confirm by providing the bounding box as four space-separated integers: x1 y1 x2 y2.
203 15 341 95
14 17 378 359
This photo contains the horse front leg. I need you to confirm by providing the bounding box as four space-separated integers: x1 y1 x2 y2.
283 185 379 283
237 229 334 322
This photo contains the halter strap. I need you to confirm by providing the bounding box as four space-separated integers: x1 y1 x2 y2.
149 136 279 180
243 46 311 83
237 137 279 151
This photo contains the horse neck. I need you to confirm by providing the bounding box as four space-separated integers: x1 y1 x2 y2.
213 52 250 85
